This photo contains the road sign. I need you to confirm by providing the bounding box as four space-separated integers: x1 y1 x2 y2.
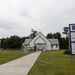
69 24 75 55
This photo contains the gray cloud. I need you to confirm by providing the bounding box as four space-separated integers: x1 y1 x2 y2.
17 7 31 18
0 0 75 38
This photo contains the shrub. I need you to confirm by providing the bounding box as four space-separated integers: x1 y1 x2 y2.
63 50 70 55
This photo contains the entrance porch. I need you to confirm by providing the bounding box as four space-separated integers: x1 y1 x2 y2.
34 43 46 50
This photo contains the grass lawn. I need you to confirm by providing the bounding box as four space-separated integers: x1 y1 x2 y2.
28 50 75 75
0 50 33 65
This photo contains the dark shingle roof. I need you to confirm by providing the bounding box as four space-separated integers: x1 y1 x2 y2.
24 38 59 45
48 39 59 44
24 39 32 44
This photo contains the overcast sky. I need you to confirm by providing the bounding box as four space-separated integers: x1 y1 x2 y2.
0 0 75 38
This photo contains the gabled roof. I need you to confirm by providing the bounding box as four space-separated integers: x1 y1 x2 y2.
24 39 32 44
29 32 50 44
34 36 46 43
24 38 59 45
24 32 59 45
48 39 59 44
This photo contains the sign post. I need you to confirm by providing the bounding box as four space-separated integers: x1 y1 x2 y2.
24 45 28 54
69 24 75 59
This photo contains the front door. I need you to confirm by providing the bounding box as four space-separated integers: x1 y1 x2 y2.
36 43 44 50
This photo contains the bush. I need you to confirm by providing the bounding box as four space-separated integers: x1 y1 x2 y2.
63 50 70 55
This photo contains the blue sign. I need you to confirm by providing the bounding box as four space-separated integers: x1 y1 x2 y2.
69 24 75 55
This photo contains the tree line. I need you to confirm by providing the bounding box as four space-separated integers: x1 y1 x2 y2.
1 36 28 49
1 31 69 50
46 32 69 49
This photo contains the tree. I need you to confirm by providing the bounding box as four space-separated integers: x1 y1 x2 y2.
47 33 53 38
29 29 38 39
53 32 61 39
1 38 5 48
21 37 26 42
8 35 22 49
1 38 9 49
1 35 30 49
59 38 68 49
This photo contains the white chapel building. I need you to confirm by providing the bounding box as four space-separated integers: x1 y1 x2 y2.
22 32 59 50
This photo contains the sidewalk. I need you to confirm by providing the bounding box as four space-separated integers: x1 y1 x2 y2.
0 51 41 75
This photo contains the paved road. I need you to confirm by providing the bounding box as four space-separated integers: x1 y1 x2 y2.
0 51 41 75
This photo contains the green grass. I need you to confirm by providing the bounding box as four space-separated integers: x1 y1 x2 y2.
0 50 33 65
28 50 75 75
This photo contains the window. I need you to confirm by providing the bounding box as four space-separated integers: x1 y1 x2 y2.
51 44 53 48
72 26 75 30
56 45 58 48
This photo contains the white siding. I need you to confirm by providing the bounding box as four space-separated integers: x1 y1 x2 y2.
34 37 46 43
30 32 51 50
51 45 59 50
